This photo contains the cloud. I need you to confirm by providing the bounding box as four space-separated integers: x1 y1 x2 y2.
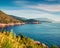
2 9 60 21
13 0 60 12
28 4 60 12
1 0 60 21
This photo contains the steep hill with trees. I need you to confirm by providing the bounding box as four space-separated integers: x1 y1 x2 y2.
0 10 24 27
0 10 23 23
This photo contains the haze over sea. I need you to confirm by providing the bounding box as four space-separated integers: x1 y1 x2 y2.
3 22 60 47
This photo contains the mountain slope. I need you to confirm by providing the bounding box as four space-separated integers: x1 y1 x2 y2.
10 15 40 24
25 19 40 24
0 10 23 24
9 15 27 22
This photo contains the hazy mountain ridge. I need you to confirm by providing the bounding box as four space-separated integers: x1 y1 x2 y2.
10 15 53 24
10 15 40 24
35 18 53 23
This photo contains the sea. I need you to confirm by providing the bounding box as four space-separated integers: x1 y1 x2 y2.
0 22 60 47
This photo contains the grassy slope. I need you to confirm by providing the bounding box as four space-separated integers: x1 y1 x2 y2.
0 31 48 48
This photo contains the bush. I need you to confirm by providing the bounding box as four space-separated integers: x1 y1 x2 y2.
0 31 48 48
51 45 59 48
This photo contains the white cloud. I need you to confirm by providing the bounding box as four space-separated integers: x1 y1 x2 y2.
13 0 60 12
28 4 60 12
2 10 60 21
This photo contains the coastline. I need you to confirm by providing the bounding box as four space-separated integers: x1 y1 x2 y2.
32 40 48 48
0 23 48 48
0 23 25 28
0 21 40 28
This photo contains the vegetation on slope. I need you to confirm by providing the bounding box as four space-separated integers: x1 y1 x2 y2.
51 45 59 48
9 15 27 22
0 30 48 48
25 19 40 24
0 10 23 24
9 15 40 24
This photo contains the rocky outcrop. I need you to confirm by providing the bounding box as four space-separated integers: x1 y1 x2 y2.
31 40 48 48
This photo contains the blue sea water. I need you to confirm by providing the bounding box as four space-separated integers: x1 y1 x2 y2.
1 23 60 47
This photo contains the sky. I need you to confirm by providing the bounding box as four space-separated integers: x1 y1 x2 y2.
0 0 60 22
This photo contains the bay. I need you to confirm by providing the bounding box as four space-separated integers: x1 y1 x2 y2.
1 23 60 47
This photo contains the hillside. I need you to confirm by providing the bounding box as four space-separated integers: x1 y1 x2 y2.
9 15 27 22
25 19 40 24
0 10 24 27
10 15 40 24
0 10 23 24
0 31 48 48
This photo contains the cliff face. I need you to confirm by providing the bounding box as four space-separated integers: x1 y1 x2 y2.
0 10 23 24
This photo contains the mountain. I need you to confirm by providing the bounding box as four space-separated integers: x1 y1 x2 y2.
9 15 27 22
0 10 23 24
35 18 53 23
0 10 24 28
10 15 40 24
25 19 40 24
